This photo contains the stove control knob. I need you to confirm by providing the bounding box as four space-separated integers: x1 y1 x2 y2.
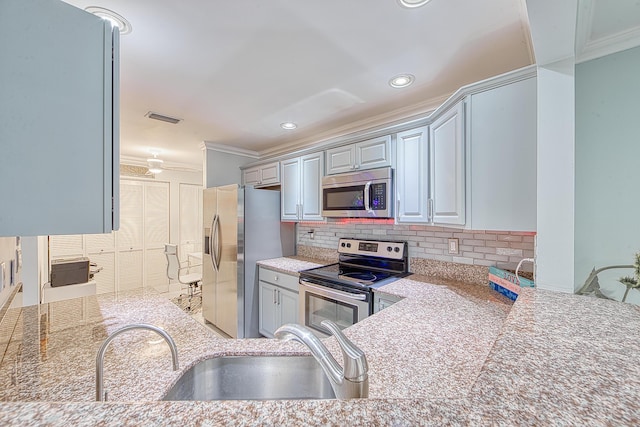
394 247 400 253
387 246 393 252
346 243 351 248
341 242 346 247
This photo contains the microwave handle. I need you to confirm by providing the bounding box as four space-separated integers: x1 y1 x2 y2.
364 181 371 211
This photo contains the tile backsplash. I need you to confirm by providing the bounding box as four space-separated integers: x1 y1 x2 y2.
297 220 535 278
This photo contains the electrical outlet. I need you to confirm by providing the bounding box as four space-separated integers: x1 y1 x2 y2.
448 238 459 255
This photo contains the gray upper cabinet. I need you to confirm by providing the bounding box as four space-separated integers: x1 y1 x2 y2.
280 152 324 222
396 102 466 226
325 136 392 175
466 77 536 231
396 126 430 223
429 102 466 226
242 161 280 187
0 0 119 237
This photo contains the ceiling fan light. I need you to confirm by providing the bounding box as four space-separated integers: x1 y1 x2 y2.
147 158 164 174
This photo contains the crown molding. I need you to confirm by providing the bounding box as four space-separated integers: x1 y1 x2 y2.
120 155 202 172
201 141 260 159
576 0 640 63
242 65 537 168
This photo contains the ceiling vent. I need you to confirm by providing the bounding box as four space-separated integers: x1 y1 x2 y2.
145 111 182 124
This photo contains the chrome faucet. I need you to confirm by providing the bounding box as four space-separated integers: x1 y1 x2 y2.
274 320 368 399
96 323 179 401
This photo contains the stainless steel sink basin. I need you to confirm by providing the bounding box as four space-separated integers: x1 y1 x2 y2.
162 355 336 401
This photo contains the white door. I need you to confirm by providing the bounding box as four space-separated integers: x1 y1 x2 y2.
179 183 203 265
86 232 116 294
430 103 466 226
395 126 430 223
118 181 144 291
144 182 170 291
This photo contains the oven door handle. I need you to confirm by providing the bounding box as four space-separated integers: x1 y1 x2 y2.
300 280 368 301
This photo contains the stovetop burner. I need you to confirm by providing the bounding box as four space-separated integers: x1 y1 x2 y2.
338 271 378 285
299 238 409 291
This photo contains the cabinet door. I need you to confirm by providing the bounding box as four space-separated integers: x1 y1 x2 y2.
300 152 324 221
395 127 430 223
278 287 299 327
430 103 466 226
355 136 392 170
0 0 117 237
469 77 536 231
259 281 278 337
281 158 301 221
259 162 280 186
243 167 261 186
325 145 355 175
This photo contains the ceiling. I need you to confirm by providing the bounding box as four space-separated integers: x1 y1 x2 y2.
61 0 537 169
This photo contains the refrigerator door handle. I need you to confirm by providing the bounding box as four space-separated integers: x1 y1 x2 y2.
211 214 220 272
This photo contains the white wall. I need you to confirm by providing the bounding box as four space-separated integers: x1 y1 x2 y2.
575 46 640 302
535 60 576 293
0 237 20 309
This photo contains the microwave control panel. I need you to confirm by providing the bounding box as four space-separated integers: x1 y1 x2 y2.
370 183 386 210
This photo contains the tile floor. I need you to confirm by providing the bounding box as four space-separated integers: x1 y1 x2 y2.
162 286 226 338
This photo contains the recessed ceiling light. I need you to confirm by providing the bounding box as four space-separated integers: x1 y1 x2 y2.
397 0 432 8
280 122 298 130
85 6 132 35
389 74 415 88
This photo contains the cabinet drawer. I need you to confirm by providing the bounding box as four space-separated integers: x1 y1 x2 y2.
259 267 299 293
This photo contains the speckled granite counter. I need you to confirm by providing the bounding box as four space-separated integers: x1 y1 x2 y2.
1 257 639 425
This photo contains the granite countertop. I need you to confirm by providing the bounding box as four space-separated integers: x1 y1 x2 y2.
1 257 639 425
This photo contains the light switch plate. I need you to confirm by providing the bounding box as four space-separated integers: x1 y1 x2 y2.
448 238 459 255
0 262 5 290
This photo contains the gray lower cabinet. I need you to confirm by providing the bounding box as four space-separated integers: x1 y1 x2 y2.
373 291 403 313
258 267 299 337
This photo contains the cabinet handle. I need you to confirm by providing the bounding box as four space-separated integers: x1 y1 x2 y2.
273 289 277 305
277 289 281 305
274 275 278 281
427 198 434 222
396 199 400 216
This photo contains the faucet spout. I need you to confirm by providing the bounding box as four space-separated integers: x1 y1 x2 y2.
96 323 179 401
274 320 368 399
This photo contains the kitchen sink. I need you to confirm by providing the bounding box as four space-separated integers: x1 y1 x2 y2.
162 355 336 401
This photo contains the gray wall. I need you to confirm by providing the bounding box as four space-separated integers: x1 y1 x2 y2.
575 46 640 302
204 149 254 188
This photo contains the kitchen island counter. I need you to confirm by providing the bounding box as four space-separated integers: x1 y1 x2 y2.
1 258 639 425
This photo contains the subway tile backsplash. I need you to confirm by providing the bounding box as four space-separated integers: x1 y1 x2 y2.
297 221 535 274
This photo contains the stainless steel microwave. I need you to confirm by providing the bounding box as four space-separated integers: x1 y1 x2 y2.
322 167 393 218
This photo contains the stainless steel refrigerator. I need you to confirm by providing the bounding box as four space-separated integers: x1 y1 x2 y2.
202 184 295 338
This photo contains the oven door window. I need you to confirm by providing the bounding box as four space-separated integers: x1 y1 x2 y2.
323 185 366 211
305 293 358 334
